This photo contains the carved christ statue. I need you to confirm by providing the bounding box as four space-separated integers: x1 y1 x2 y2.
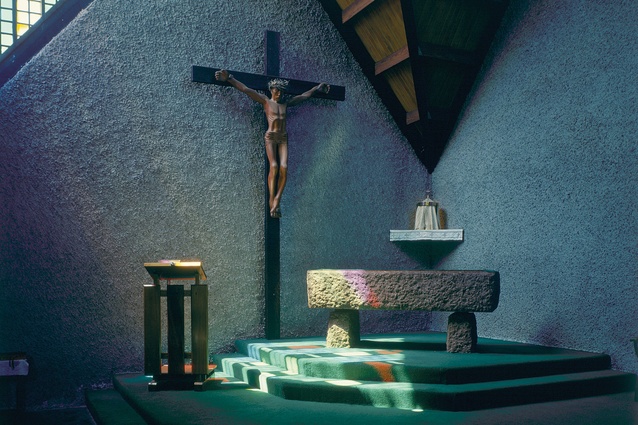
215 69 330 218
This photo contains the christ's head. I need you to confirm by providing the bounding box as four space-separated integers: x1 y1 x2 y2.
268 78 288 101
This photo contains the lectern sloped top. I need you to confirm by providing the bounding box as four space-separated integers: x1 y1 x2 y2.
144 261 207 281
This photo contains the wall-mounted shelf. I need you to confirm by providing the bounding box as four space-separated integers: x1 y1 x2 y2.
390 229 464 268
390 229 464 242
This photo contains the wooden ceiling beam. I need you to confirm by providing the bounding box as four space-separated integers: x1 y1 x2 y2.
401 0 430 128
319 0 429 168
322 0 510 173
375 45 409 75
342 0 376 23
442 1 510 126
401 0 462 172
419 43 477 66
406 109 419 125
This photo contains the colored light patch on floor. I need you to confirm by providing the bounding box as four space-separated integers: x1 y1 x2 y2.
365 361 396 382
377 350 403 355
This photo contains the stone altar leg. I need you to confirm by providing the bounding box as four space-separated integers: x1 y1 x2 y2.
447 312 477 353
326 309 360 348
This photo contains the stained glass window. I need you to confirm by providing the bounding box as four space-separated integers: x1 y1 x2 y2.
1 0 59 54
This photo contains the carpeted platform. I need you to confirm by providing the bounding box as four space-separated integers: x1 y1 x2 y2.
86 332 638 424
214 332 635 411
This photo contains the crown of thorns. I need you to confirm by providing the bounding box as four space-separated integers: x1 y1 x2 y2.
268 78 289 90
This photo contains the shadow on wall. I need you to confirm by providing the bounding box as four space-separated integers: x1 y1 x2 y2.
0 140 140 408
392 241 462 269
532 321 565 348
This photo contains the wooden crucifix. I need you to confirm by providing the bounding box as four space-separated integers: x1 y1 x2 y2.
192 31 345 339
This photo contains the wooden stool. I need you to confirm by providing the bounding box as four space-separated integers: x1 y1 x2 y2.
0 353 28 411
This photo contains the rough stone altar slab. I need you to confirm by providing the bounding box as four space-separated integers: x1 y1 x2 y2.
307 269 500 312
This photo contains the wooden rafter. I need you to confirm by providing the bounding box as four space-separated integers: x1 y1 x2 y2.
342 0 375 23
375 45 409 75
406 109 419 125
419 42 477 66
320 0 427 157
401 0 429 128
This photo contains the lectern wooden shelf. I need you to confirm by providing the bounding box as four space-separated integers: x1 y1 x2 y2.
143 261 214 391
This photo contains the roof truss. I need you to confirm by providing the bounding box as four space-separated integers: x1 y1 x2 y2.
319 0 509 172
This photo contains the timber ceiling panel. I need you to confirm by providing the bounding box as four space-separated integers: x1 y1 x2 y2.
319 0 509 172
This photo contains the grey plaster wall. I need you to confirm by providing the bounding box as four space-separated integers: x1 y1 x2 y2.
0 0 428 408
432 0 638 374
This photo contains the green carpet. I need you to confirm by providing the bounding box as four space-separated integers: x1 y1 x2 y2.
86 388 147 424
86 332 637 424
107 374 441 425
88 376 638 425
213 332 634 411
233 333 613 385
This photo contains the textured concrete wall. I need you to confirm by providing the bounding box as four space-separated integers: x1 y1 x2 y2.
432 0 638 374
0 0 428 408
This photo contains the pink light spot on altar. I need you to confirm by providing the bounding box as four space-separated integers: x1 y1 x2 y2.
341 270 381 308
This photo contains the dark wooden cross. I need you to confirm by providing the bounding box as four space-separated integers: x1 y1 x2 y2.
192 31 345 339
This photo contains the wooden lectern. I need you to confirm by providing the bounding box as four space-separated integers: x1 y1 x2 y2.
143 261 214 391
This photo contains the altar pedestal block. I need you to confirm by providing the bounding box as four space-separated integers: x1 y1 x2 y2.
143 261 214 391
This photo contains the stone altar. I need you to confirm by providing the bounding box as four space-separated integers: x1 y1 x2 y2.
307 269 500 352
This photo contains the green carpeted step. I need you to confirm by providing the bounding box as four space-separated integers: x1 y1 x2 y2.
212 354 291 389
233 335 613 385
85 388 147 424
216 334 636 411
111 373 446 425
258 369 636 411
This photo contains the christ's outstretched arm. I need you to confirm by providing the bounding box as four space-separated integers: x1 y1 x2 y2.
215 69 267 105
287 83 330 107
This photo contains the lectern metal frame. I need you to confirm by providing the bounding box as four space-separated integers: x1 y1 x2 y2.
143 261 212 391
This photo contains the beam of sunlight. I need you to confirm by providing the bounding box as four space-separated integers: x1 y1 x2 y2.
326 379 362 386
258 372 274 392
334 351 371 357
284 356 299 374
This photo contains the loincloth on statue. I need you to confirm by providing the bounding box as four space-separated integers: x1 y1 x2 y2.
264 131 288 145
